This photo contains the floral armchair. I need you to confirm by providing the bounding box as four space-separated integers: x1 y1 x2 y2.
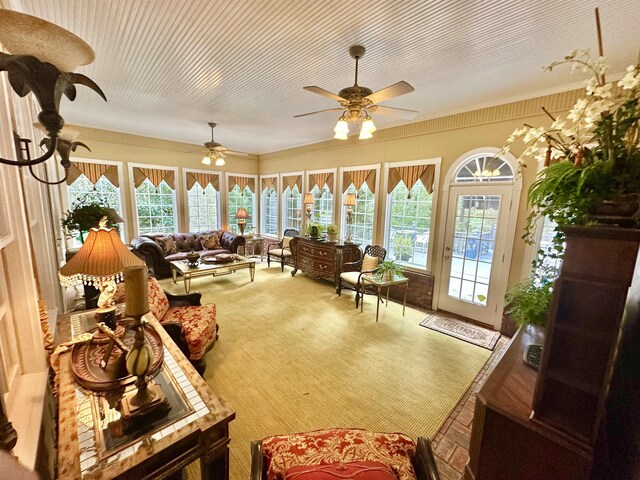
147 277 218 374
250 428 441 480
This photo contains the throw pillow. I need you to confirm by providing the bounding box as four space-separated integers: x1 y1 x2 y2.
284 461 396 480
282 236 292 248
156 236 177 255
362 254 379 272
201 233 222 250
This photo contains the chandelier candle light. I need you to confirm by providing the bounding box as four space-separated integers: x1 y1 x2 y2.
344 193 357 243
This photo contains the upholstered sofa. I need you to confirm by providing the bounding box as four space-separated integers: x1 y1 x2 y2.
132 230 245 278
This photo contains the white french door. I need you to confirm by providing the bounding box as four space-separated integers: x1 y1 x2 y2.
438 184 514 326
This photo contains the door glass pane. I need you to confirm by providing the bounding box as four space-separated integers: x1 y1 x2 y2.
447 194 501 306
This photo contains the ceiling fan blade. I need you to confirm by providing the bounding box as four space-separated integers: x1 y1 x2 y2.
372 105 419 120
294 107 343 118
303 86 344 102
226 150 248 157
365 81 414 105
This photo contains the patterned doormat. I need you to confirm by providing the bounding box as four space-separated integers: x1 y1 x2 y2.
419 312 501 350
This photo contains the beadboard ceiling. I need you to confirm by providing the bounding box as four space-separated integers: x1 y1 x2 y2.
7 0 640 155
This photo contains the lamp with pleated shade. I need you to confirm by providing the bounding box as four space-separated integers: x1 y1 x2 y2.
235 207 250 235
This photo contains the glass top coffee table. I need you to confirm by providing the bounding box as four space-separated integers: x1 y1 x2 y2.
170 255 256 293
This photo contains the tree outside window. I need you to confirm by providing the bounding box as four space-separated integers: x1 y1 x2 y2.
188 183 218 232
261 186 278 235
310 185 333 227
283 185 302 230
344 184 375 246
228 185 254 233
135 179 175 234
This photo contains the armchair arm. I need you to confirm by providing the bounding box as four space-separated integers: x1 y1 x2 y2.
160 321 190 360
413 437 441 480
165 291 202 306
342 248 364 273
250 440 264 480
267 240 284 253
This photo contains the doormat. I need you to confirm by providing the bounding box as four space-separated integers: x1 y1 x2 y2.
419 312 500 350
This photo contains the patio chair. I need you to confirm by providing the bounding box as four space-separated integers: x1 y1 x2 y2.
250 428 441 480
338 244 387 307
267 229 299 272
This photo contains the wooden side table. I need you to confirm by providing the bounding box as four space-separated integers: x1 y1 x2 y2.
56 313 235 479
360 273 409 322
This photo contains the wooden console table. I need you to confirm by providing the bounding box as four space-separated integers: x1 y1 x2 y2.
289 237 359 289
56 313 235 479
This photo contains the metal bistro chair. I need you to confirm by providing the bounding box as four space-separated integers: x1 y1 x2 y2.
267 229 298 272
338 244 387 307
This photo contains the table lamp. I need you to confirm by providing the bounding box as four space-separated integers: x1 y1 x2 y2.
235 207 249 235
344 193 357 243
303 192 314 224
59 217 144 327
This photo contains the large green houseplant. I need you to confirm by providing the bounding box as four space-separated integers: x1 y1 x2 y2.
62 196 120 243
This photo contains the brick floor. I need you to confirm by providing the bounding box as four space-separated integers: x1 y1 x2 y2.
431 336 510 480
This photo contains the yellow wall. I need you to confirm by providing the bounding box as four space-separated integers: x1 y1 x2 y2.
69 87 583 288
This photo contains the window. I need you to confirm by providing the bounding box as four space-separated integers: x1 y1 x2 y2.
283 185 302 230
131 166 177 235
185 171 220 232
343 183 375 246
228 185 255 233
455 155 513 183
385 162 437 269
310 185 333 227
260 180 278 236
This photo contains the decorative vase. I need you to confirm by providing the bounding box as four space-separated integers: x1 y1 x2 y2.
382 271 394 281
186 250 200 266
588 192 640 228
327 233 338 242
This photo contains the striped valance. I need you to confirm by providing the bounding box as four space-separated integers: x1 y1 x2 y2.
186 172 219 191
282 174 302 192
387 165 436 196
261 177 277 191
66 162 119 187
309 172 334 194
343 169 376 193
133 167 175 189
228 175 255 193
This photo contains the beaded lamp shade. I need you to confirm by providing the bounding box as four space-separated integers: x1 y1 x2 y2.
59 226 144 288
344 193 357 207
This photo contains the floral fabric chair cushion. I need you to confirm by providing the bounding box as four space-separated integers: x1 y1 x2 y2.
262 428 417 480
148 277 170 320
284 461 396 480
163 304 217 360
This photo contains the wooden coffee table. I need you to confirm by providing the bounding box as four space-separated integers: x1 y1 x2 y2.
170 255 256 293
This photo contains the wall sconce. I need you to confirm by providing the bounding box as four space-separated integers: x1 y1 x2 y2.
0 9 106 183
303 192 315 223
344 192 357 243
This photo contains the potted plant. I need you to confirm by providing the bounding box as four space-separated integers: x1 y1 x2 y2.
307 223 323 239
326 224 339 242
502 38 640 253
392 234 414 261
376 260 404 281
62 196 120 243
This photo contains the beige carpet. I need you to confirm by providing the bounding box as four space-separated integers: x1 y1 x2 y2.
160 262 491 480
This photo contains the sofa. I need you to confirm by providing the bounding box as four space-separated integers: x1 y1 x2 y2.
132 230 245 278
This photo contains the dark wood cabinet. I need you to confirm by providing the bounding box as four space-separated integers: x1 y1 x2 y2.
289 237 359 288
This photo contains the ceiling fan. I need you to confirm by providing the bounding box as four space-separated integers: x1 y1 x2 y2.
201 122 246 166
295 45 418 139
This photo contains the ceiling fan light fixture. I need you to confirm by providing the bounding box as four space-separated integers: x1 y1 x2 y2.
214 157 226 166
358 129 373 140
334 117 349 134
202 154 212 165
361 116 376 135
334 132 348 140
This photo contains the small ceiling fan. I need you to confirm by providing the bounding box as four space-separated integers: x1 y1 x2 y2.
295 45 418 139
201 122 246 166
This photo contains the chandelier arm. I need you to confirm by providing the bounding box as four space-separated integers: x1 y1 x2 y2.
0 137 57 166
27 161 70 185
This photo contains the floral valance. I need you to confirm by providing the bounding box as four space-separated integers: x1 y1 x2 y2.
261 177 277 192
309 172 334 194
186 172 219 191
228 175 255 193
133 167 175 189
342 169 376 193
282 174 302 192
66 161 119 187
387 165 436 196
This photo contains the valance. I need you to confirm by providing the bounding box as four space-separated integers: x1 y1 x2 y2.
133 167 175 189
66 162 119 187
309 172 334 194
282 175 302 192
387 165 436 196
186 172 219 191
228 175 255 193
342 169 376 193
261 177 277 191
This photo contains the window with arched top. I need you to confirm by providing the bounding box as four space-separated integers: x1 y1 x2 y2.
454 154 514 183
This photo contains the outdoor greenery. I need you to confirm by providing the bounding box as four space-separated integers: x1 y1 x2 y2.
136 180 175 234
392 235 413 261
62 195 120 243
505 258 558 327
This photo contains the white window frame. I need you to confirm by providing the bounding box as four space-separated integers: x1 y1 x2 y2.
182 167 222 232
381 158 441 273
280 170 304 234
225 172 258 233
128 163 179 237
61 157 128 244
259 174 279 238
306 167 337 228
338 164 381 246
